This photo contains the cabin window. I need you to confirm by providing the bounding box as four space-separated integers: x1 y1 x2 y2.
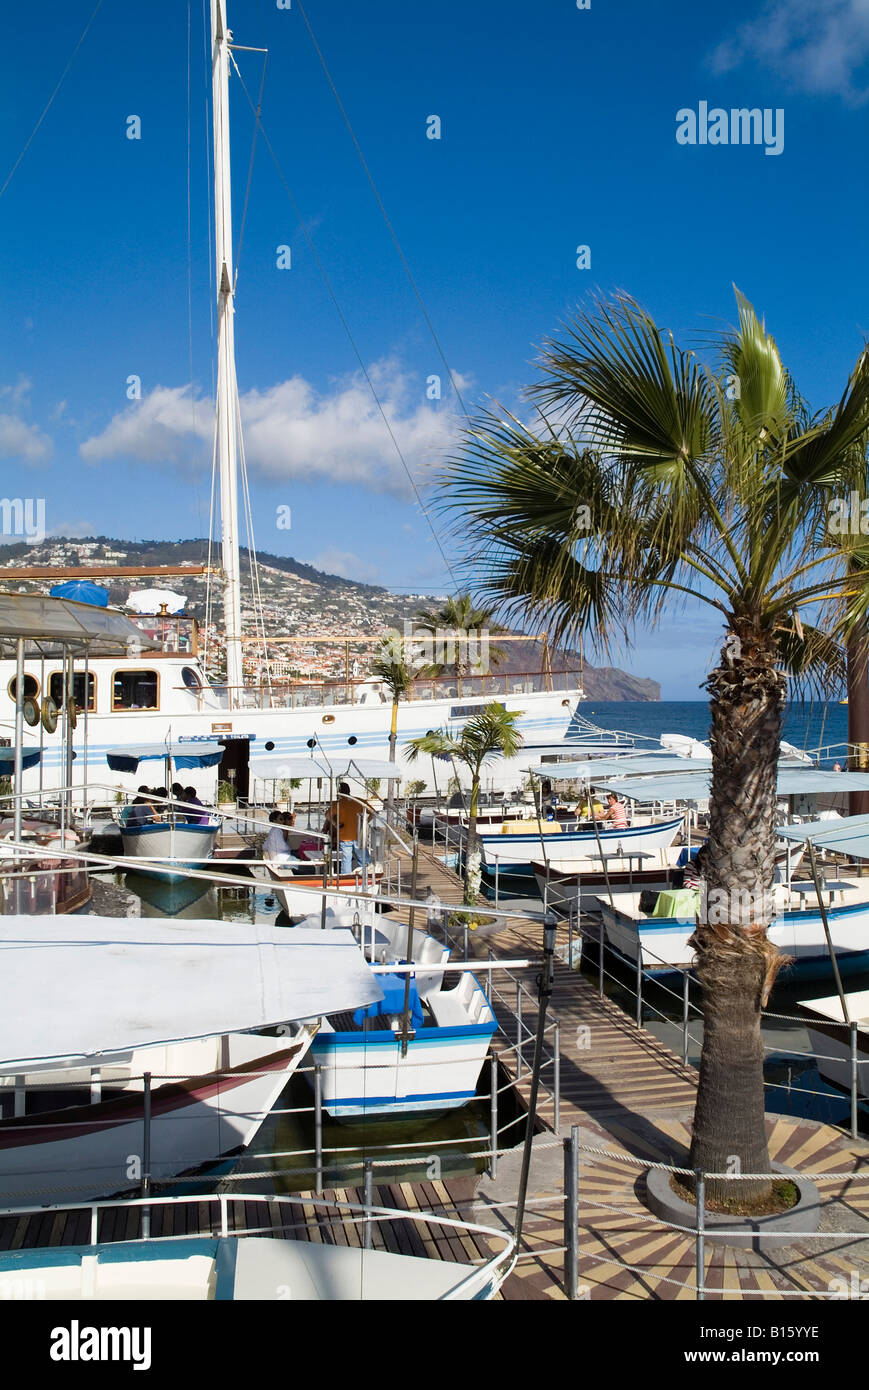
112 669 159 711
48 672 96 713
181 666 201 691
7 674 39 703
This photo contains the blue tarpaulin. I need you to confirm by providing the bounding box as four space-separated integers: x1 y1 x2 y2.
49 581 110 608
353 975 424 1030
106 742 224 773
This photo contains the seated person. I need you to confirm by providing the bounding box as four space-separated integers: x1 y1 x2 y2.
183 785 209 824
575 795 605 820
263 809 290 861
601 791 629 830
125 786 156 827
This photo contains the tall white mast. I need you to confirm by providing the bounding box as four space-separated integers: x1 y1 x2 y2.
210 0 244 706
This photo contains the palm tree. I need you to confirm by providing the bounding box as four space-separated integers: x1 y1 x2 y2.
443 288 869 1203
370 638 414 821
406 702 524 902
412 592 507 696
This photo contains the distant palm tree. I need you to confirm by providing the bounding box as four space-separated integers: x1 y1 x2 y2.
412 592 506 696
370 638 414 818
407 702 523 902
443 287 869 1203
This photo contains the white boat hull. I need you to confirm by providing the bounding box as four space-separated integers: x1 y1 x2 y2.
480 816 684 869
599 894 869 976
119 820 220 880
0 1030 311 1207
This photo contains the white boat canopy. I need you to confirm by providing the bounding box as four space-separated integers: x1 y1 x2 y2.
0 918 382 1073
250 755 401 782
523 753 817 781
0 592 160 659
105 742 224 772
777 813 869 861
126 588 188 614
523 755 709 779
590 769 869 803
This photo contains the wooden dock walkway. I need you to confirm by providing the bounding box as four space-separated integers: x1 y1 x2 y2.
384 834 869 1300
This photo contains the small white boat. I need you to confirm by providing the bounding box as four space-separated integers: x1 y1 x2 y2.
109 741 223 880
0 1192 515 1300
119 818 221 882
532 847 687 914
798 991 869 1097
265 857 383 919
533 842 805 917
478 814 684 873
0 917 380 1206
297 909 497 1118
596 875 869 979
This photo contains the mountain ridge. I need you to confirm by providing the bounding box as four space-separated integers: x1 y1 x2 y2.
0 535 660 700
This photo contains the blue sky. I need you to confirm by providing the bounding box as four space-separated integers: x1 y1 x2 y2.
1 0 868 697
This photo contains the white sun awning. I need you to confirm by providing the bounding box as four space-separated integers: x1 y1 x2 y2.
0 918 382 1072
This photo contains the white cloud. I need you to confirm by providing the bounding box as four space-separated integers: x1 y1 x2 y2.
311 548 381 582
0 376 32 409
79 362 466 498
0 412 52 463
710 0 869 104
79 385 210 467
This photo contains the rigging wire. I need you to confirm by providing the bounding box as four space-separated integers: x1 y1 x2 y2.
228 52 459 590
187 0 207 545
0 0 106 201
294 0 470 422
234 50 268 284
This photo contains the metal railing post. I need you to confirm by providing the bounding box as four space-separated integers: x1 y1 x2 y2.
495 857 499 907
553 1020 561 1132
463 921 469 960
563 1125 579 1300
489 1051 498 1179
635 951 643 1027
141 1071 152 1240
695 1169 705 1301
567 905 573 969
598 920 605 996
851 1021 860 1140
314 1064 324 1195
516 982 523 1079
682 972 690 1064
363 1158 374 1249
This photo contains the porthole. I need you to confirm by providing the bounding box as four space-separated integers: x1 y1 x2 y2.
265 740 275 751
322 715 335 724
347 735 357 745
8 674 39 703
306 738 316 749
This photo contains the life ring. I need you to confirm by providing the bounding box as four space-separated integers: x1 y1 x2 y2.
66 699 77 731
41 697 58 734
22 697 40 728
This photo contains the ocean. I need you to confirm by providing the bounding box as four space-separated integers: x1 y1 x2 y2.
579 701 849 767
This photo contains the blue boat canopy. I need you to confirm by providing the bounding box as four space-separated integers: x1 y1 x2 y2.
106 742 224 773
777 815 869 861
591 768 869 803
48 581 109 608
0 747 41 773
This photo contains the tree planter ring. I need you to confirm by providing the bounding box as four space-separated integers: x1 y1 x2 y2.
645 1161 820 1255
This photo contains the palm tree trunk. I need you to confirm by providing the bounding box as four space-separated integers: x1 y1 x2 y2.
688 625 786 1204
386 697 398 822
464 776 480 904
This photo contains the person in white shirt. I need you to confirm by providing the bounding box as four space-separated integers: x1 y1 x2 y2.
263 810 291 862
